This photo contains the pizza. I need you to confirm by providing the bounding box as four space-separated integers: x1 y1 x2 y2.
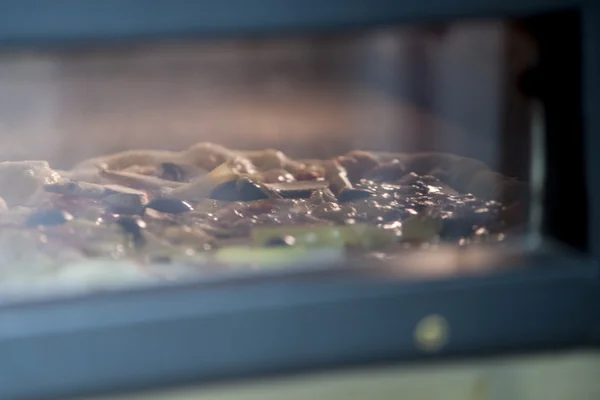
0 142 526 291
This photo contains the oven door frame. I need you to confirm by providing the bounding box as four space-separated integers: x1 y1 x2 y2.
0 0 588 45
0 0 599 399
0 251 597 400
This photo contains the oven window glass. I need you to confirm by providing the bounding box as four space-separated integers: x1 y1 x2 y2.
0 19 554 300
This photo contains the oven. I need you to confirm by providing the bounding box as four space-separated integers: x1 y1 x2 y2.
0 1 598 399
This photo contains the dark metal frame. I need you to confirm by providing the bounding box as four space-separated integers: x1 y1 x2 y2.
0 250 598 400
0 1 599 399
0 0 583 46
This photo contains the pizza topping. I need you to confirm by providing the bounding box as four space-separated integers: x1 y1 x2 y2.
181 142 241 171
206 161 243 183
401 214 443 242
335 150 380 181
312 202 344 219
156 162 202 183
166 176 214 201
103 191 148 215
99 169 183 192
294 169 322 181
209 178 269 202
309 187 338 204
267 180 329 199
244 148 302 172
0 161 62 207
323 160 353 194
265 235 296 247
0 143 525 275
259 169 296 183
114 216 147 247
161 225 213 248
252 224 398 250
26 209 74 228
44 181 110 199
145 198 194 215
364 161 405 182
337 188 374 203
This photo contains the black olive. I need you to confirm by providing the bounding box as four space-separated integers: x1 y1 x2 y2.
337 189 373 203
236 178 270 201
209 180 238 201
146 198 193 214
413 181 430 192
278 189 313 199
265 236 296 247
209 178 268 202
158 162 186 182
43 181 78 194
381 209 406 222
103 193 146 215
420 175 439 183
265 181 329 200
411 202 430 213
115 216 146 246
440 218 476 239
26 209 73 227
397 172 421 184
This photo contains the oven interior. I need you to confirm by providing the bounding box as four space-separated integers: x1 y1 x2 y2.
0 10 587 300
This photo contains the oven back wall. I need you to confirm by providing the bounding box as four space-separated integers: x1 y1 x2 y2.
0 21 531 176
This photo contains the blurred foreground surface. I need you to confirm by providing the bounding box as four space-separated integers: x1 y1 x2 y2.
85 351 600 400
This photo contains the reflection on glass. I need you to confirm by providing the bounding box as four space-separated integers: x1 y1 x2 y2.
0 20 538 299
